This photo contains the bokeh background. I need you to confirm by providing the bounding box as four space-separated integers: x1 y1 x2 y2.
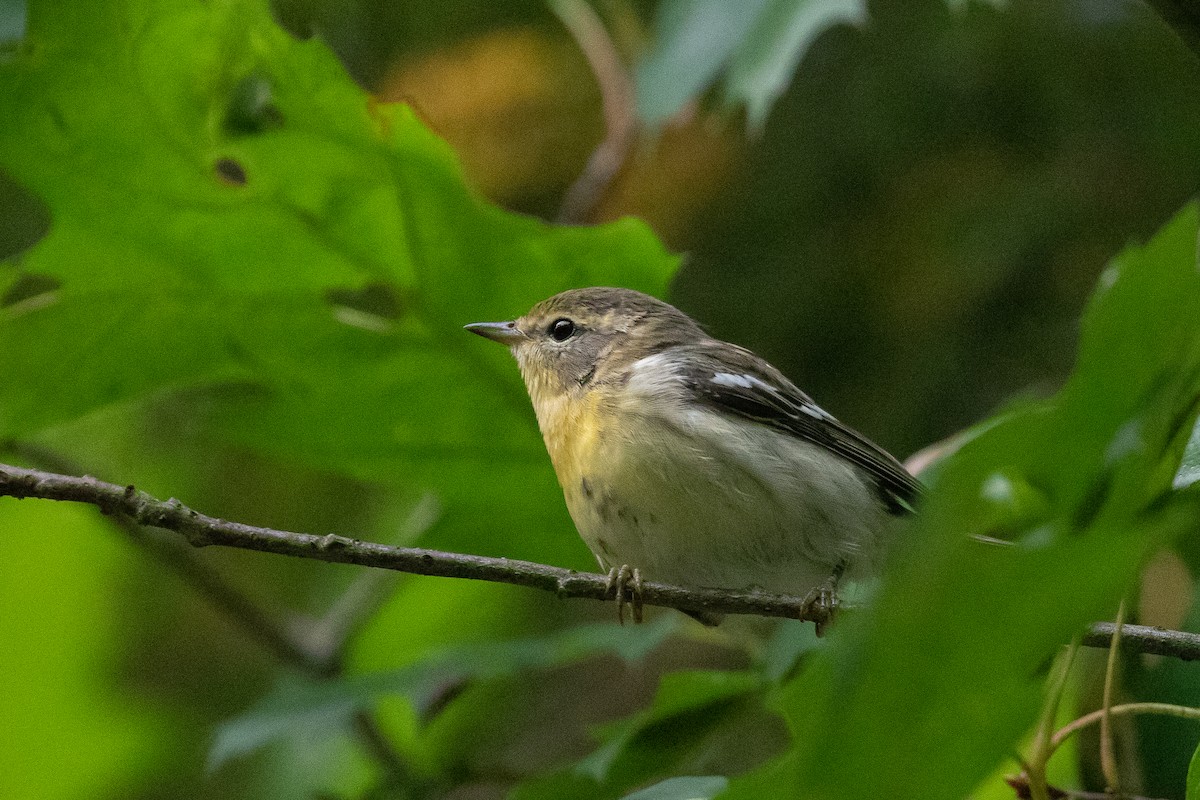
3 0 1200 798
296 0 1200 456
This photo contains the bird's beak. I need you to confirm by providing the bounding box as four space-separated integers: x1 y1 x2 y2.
464 320 524 345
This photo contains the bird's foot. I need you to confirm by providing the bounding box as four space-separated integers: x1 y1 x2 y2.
605 564 644 625
800 562 846 637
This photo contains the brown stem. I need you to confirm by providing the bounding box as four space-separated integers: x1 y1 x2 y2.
1099 601 1126 792
5 462 1200 658
0 461 854 625
550 0 638 224
1050 702 1200 752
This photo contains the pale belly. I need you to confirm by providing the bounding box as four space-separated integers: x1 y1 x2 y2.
559 409 897 596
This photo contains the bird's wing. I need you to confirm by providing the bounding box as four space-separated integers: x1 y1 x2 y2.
671 342 923 513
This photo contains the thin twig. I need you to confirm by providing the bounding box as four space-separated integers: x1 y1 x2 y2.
1050 701 1200 751
1099 600 1126 792
1081 623 1200 661
1026 641 1080 800
550 0 638 224
6 462 1200 656
0 463 832 623
1004 773 1171 800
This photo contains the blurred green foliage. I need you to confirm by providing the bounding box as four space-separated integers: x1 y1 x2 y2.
211 616 679 771
2 0 1200 799
726 203 1200 800
0 501 170 799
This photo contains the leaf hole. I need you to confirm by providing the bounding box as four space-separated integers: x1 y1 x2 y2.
0 167 51 260
213 157 248 186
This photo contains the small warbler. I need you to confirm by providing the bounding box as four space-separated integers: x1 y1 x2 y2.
466 287 921 626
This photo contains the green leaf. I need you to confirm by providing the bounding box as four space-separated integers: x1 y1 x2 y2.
621 776 729 800
1187 738 1200 800
636 0 770 124
1176 420 1200 490
726 203 1200 800
577 670 764 784
635 0 865 128
208 674 358 772
510 668 765 800
209 616 679 769
0 0 674 437
757 618 823 682
0 0 23 51
0 0 677 565
1173 421 1200 573
725 0 866 131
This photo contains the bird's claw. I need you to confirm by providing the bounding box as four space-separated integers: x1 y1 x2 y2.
800 562 846 637
606 564 644 625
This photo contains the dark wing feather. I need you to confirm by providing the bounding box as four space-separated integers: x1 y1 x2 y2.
673 342 923 513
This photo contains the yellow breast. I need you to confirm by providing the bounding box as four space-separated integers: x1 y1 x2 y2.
531 387 607 500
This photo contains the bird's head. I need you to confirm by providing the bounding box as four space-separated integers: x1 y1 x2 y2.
465 287 704 407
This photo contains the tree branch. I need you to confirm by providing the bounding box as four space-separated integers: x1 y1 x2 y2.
4 462 1200 660
1082 622 1200 661
0 462 827 623
550 0 638 224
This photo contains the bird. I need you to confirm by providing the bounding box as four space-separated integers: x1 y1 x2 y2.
465 287 921 629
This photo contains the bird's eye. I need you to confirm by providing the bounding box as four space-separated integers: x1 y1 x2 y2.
548 318 576 341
